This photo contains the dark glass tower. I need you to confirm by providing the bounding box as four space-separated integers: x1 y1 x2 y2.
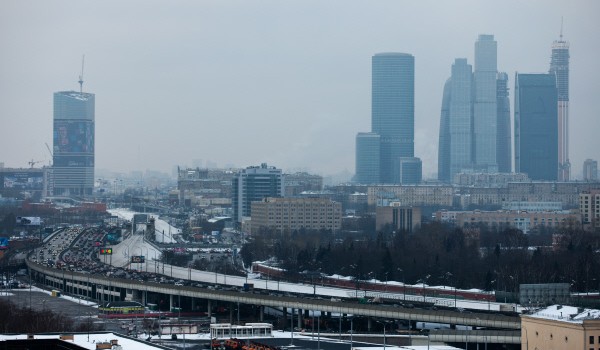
496 72 511 173
52 91 95 197
355 132 381 184
372 53 416 183
437 78 452 182
473 34 498 172
514 73 558 181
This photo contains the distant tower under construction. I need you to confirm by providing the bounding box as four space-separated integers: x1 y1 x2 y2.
550 22 570 181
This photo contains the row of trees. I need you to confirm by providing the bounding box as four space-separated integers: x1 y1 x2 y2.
240 223 600 293
0 298 103 333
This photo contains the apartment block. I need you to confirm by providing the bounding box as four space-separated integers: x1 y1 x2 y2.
250 197 342 234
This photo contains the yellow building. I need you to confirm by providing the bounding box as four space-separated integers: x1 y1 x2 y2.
580 190 600 230
521 305 600 350
250 197 342 234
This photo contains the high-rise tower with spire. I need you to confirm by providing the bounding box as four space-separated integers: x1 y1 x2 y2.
550 21 570 181
52 58 95 197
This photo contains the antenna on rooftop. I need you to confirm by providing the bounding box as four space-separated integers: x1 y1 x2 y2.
560 17 564 41
78 55 85 94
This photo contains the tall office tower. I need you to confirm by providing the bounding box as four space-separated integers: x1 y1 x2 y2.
514 73 558 181
52 91 95 197
355 132 381 184
232 163 283 223
372 53 416 183
437 58 474 182
473 34 498 172
583 159 598 181
437 79 452 182
550 28 570 181
496 72 512 173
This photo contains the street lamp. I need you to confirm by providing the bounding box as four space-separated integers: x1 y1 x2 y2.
317 315 321 350
445 272 456 307
290 307 294 346
418 274 430 302
349 316 353 350
488 280 496 311
374 320 387 350
397 268 405 301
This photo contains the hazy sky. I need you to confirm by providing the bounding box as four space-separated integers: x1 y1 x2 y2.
1 1 599 179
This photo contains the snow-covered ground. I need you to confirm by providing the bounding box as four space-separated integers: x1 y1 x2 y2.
108 208 179 244
0 285 99 307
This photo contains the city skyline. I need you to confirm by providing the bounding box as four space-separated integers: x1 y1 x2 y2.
1 1 599 179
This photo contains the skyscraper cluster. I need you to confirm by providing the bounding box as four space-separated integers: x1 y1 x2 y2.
438 32 570 183
438 35 511 182
355 53 422 185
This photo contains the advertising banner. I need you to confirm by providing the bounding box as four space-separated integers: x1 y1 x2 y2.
53 120 94 154
1 172 44 190
131 256 145 263
16 216 42 226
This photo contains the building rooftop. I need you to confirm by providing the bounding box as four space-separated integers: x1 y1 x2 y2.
524 304 600 324
0 332 171 350
56 91 94 101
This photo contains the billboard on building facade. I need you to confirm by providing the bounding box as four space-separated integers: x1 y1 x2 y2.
0 172 44 190
0 237 8 250
16 216 42 226
53 120 94 154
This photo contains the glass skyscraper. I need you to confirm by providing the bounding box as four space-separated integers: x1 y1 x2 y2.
437 58 473 182
473 34 498 172
514 73 558 181
437 78 452 182
355 132 380 184
52 91 95 197
438 35 509 183
496 72 511 173
355 52 421 185
372 53 416 184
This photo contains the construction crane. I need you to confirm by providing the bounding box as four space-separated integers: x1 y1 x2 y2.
45 142 53 165
78 55 85 94
28 159 42 168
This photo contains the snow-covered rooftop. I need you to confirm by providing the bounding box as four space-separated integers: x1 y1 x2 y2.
0 332 168 350
524 304 600 323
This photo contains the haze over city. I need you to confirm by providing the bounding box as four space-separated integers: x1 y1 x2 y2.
1 0 599 179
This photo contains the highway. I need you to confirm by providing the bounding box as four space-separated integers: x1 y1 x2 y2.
23 218 523 347
27 261 520 332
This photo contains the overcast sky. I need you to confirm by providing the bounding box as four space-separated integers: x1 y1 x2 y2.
1 0 599 179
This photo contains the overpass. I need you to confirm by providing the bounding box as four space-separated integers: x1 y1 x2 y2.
27 261 520 333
